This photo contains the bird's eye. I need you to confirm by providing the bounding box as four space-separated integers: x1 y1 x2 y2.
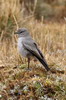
20 31 22 33
20 30 25 33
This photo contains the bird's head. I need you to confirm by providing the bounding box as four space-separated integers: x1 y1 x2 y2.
15 28 29 37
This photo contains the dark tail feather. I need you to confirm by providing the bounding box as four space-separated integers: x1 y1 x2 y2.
34 54 50 71
27 50 50 71
23 44 50 71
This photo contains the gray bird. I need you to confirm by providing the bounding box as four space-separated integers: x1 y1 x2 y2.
15 28 50 71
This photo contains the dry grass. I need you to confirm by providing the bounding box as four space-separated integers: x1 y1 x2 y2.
0 0 66 100
0 21 66 67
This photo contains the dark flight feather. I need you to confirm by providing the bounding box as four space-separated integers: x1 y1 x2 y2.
23 43 50 71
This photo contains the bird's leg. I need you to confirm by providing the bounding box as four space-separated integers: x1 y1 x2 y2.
28 57 30 69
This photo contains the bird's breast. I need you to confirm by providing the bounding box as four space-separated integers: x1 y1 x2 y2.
17 37 28 57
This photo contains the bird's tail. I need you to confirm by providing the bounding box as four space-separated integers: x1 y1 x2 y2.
27 50 50 71
23 44 50 71
34 54 50 71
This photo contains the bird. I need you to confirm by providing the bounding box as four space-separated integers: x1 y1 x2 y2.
15 28 50 71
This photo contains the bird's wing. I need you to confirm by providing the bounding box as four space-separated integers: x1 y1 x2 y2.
22 38 43 59
22 39 50 71
34 43 44 59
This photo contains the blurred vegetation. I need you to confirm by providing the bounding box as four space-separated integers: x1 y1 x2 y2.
0 0 66 36
0 0 66 33
19 0 66 20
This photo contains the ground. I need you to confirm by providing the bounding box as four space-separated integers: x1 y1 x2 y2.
0 61 66 100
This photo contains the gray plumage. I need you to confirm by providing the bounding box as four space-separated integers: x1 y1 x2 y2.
15 28 50 71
